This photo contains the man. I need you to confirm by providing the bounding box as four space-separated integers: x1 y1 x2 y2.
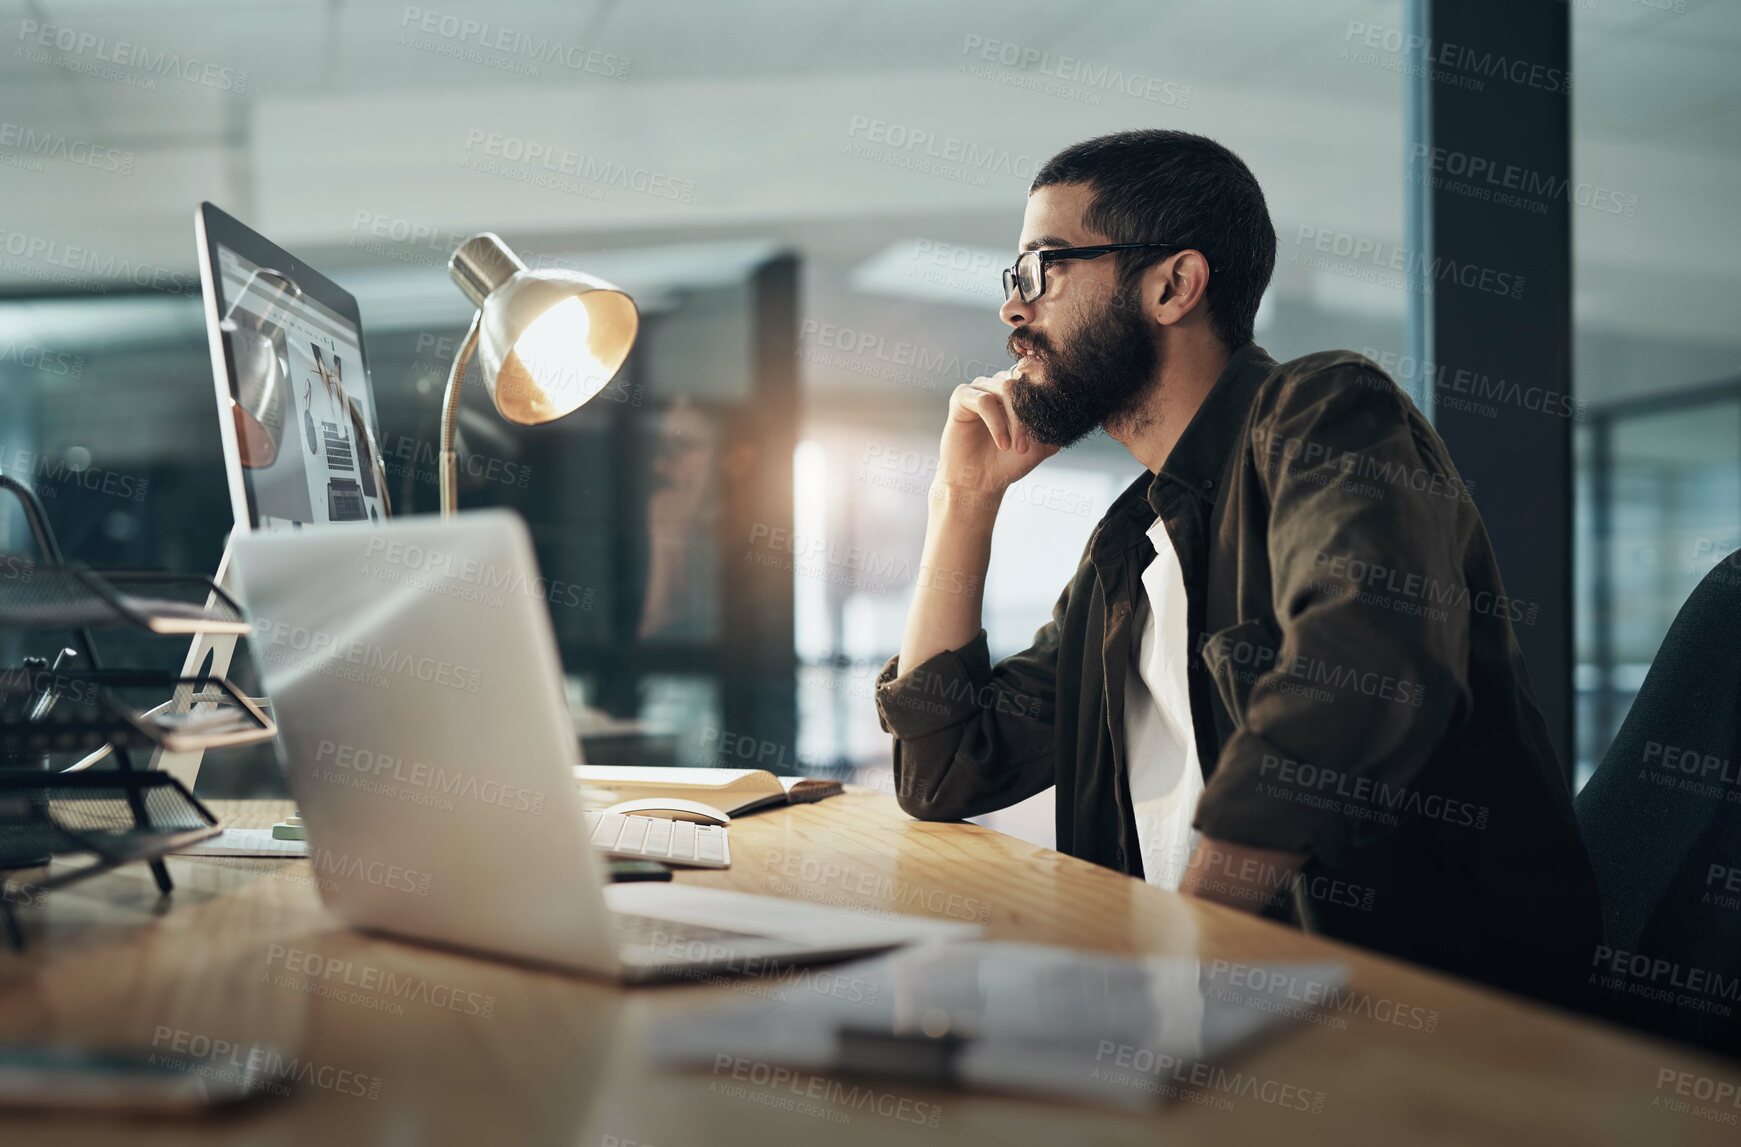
874 129 1602 1005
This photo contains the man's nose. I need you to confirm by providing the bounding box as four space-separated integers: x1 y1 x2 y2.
999 288 1030 329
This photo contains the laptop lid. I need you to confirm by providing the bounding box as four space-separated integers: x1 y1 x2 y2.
231 510 621 977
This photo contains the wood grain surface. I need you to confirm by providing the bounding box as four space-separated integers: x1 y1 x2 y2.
0 791 1735 1145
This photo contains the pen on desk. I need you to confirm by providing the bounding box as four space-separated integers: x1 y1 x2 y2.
27 647 79 722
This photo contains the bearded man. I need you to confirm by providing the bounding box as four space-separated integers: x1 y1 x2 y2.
875 129 1602 1007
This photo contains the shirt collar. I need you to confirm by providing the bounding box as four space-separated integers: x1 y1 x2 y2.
1144 341 1278 516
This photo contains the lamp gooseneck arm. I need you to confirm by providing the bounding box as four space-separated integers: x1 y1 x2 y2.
438 311 482 516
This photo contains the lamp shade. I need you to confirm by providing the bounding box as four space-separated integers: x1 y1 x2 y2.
448 233 639 426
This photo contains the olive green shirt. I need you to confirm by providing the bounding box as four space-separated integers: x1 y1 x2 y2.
876 343 1601 1001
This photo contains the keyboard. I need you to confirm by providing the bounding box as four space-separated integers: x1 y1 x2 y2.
586 811 730 869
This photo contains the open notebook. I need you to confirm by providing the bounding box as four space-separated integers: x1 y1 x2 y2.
575 767 843 817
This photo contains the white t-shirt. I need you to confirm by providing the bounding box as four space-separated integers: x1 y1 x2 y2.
1122 515 1206 890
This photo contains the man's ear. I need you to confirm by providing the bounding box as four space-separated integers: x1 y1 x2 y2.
1145 250 1212 328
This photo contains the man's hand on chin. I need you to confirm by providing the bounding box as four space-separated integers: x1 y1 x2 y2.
1178 836 1308 914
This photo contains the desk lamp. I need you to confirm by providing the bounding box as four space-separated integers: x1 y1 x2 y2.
439 234 640 514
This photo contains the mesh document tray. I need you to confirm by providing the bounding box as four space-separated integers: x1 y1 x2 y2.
0 564 250 635
0 670 275 760
0 771 219 885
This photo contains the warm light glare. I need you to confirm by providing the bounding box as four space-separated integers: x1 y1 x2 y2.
499 296 610 422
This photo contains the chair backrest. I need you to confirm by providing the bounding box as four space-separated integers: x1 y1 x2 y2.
1576 549 1741 1056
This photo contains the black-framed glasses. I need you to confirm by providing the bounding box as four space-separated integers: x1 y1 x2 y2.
1001 242 1200 303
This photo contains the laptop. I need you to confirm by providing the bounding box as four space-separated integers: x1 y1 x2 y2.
229 511 978 981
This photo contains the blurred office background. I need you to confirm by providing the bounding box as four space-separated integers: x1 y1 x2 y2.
0 1 1735 835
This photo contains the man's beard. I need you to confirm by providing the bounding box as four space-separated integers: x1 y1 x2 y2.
1007 289 1159 448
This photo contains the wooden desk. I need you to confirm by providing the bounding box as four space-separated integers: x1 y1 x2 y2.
0 791 1735 1145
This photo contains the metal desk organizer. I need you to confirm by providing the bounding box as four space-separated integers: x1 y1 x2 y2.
0 473 275 949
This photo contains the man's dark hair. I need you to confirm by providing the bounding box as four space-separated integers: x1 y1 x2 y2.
1031 130 1276 349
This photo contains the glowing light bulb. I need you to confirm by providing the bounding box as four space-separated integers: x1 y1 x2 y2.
498 296 610 422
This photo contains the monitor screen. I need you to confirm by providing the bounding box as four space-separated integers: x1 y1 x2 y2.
200 205 389 532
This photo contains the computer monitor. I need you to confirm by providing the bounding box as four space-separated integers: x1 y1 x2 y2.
196 202 390 533
152 204 394 788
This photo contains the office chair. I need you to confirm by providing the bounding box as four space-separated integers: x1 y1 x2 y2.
1577 549 1741 1058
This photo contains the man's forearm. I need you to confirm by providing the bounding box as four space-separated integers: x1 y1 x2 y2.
1179 836 1307 913
896 485 1000 676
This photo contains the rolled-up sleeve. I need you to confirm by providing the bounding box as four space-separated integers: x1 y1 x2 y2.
875 592 1063 821
1193 365 1474 866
